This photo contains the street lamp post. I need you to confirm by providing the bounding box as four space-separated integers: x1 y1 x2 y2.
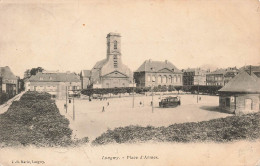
132 78 135 108
73 96 75 121
72 83 75 121
66 86 68 113
152 80 155 113
70 82 75 121
196 77 200 103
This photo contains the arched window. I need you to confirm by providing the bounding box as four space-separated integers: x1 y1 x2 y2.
158 75 162 84
152 75 156 82
175 76 178 83
114 40 117 49
169 76 172 83
178 75 181 82
163 75 167 83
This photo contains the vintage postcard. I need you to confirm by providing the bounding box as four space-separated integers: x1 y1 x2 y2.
0 0 260 165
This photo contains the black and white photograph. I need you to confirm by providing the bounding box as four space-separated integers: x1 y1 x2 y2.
0 0 260 165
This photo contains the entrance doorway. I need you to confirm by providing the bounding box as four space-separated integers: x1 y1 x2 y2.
245 98 253 111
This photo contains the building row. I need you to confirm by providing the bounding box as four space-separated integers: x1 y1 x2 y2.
23 32 259 101
79 32 253 90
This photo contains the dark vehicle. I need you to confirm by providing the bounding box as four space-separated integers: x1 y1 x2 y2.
159 96 181 108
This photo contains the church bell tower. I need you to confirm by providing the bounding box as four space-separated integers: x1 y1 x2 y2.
107 33 121 56
106 32 121 68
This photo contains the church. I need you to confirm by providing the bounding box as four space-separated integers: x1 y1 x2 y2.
81 33 134 89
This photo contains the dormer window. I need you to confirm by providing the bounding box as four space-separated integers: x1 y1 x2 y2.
114 40 117 49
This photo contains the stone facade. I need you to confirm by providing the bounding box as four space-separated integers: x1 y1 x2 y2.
27 71 81 99
219 93 260 114
219 71 260 114
88 33 134 88
182 68 210 86
134 60 183 88
80 70 91 89
206 67 239 86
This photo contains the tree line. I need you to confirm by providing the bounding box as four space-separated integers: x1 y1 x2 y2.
81 85 222 97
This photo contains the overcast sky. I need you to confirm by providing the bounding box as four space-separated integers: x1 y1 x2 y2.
0 0 260 77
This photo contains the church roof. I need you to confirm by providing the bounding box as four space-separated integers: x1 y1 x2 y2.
93 59 107 69
219 71 260 93
29 72 80 82
107 32 121 37
135 60 182 73
81 70 91 77
90 59 108 84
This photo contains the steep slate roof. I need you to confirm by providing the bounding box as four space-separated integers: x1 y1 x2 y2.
239 65 260 72
135 60 182 73
209 69 226 75
182 68 210 75
183 68 197 72
29 72 80 82
0 66 17 81
219 71 260 93
207 67 239 75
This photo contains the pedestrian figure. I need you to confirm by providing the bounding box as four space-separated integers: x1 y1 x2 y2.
102 106 105 112
64 104 67 109
151 101 153 106
199 97 201 101
107 102 109 106
140 101 142 107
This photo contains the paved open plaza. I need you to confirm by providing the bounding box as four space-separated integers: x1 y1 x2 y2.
56 94 231 140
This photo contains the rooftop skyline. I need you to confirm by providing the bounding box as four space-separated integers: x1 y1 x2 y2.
0 0 260 77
